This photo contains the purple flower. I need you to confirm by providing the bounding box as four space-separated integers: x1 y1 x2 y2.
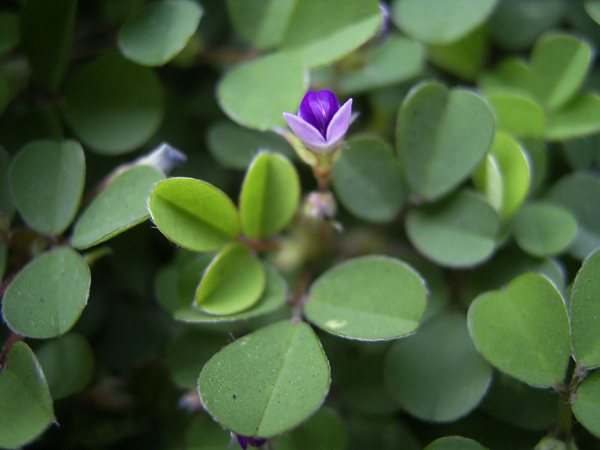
283 90 352 154
234 434 267 449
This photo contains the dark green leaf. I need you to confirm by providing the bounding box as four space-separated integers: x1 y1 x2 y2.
274 407 348 450
424 436 488 450
0 146 14 219
0 12 20 57
545 93 600 141
572 368 600 438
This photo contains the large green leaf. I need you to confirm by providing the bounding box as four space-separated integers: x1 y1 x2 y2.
9 139 85 235
305 256 426 341
20 0 77 89
391 0 498 45
199 320 330 438
571 248 600 369
468 273 570 387
149 177 241 252
384 310 492 422
63 51 164 154
118 0 202 66
332 137 406 223
239 152 300 239
195 243 265 315
2 246 91 339
228 0 381 68
0 342 54 449
71 165 165 249
217 52 307 130
406 190 499 268
572 369 600 438
395 81 495 201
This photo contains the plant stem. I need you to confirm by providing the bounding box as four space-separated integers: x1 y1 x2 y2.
0 332 23 372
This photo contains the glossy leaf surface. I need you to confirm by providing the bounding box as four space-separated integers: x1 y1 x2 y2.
199 320 330 438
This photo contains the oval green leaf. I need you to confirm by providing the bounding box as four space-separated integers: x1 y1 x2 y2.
240 152 300 239
424 436 488 450
218 52 307 130
384 310 492 422
118 0 202 66
198 320 330 438
332 137 406 223
63 51 164 154
406 190 499 268
468 273 570 387
35 332 94 400
395 82 495 201
392 0 498 45
2 246 91 339
195 243 266 315
572 368 600 438
545 93 600 141
513 202 577 257
149 177 240 252
9 139 85 235
486 91 546 139
71 165 165 249
305 256 426 341
0 342 54 449
571 248 600 368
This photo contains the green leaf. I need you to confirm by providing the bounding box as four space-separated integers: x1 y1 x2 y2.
305 256 426 341
0 342 54 449
571 248 600 368
118 0 202 66
217 52 307 130
199 320 330 438
546 171 600 259
174 263 288 322
71 165 165 249
240 152 300 239
20 0 77 89
572 368 600 438
406 190 499 268
2 246 91 339
332 137 406 223
486 91 546 139
339 34 424 94
63 51 164 154
9 139 85 235
0 146 15 220
35 332 94 400
395 81 495 201
513 202 577 258
478 57 535 98
468 273 570 387
273 407 348 450
530 34 592 111
149 177 241 252
391 0 498 45
384 310 492 422
424 436 489 450
544 93 600 141
207 120 296 170
195 243 265 315
0 11 20 57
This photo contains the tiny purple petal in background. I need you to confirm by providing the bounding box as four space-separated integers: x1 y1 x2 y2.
236 435 248 449
233 433 267 449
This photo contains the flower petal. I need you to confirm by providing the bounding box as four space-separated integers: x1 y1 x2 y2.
283 112 328 150
326 98 353 145
298 91 320 130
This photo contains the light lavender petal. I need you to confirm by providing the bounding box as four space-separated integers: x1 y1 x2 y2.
283 112 328 149
326 98 353 145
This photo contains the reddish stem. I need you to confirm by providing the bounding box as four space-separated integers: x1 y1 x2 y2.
0 332 23 371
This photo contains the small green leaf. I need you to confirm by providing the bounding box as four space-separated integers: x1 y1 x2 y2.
20 0 77 89
273 407 348 450
199 320 330 438
332 137 406 223
396 81 495 201
240 152 300 239
149 177 241 252
406 190 499 268
544 93 600 141
530 34 592 111
195 243 265 315
64 51 164 154
305 256 426 341
118 0 202 66
513 202 577 257
2 246 91 339
35 332 94 400
0 342 54 449
424 436 489 450
0 12 20 57
384 310 492 422
218 52 307 130
391 0 498 45
572 368 600 438
571 248 600 368
174 264 287 323
9 139 85 235
479 57 535 97
486 91 546 139
71 165 165 249
468 273 570 387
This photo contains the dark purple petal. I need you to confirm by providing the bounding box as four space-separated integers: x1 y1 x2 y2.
248 437 268 447
236 435 248 449
298 90 340 137
298 91 320 132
